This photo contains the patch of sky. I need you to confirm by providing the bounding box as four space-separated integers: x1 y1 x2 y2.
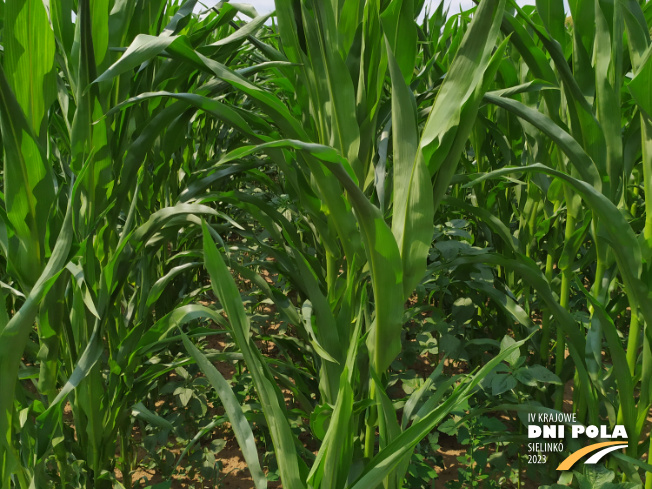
195 0 550 18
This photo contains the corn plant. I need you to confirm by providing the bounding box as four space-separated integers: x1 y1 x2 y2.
455 0 652 483
3 0 652 488
0 1 275 487
78 0 528 486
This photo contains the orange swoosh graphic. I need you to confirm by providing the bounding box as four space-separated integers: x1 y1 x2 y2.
557 441 627 471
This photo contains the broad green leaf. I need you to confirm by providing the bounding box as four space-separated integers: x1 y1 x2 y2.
429 5 508 214
205 12 273 48
181 333 267 489
4 0 57 138
492 373 517 395
146 262 201 307
91 0 110 67
132 402 174 431
323 162 404 374
500 335 520 366
71 0 113 236
381 0 417 83
593 0 623 202
0 66 55 287
629 47 652 118
299 2 362 180
386 38 434 299
421 0 505 176
535 0 566 56
621 0 650 70
514 365 562 385
201 222 306 488
161 0 200 36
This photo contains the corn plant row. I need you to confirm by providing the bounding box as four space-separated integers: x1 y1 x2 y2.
0 0 651 488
